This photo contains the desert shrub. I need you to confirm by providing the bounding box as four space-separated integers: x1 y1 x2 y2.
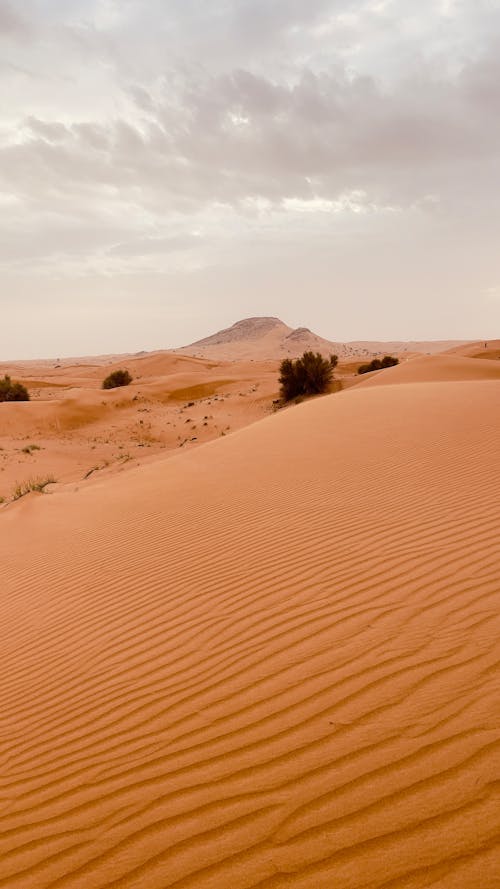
279 351 333 401
380 355 399 368
21 443 41 454
102 369 132 390
358 356 399 375
0 375 30 402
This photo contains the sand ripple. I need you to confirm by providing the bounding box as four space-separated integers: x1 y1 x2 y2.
1 371 499 888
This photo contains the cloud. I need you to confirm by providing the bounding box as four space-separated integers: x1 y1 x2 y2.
108 234 204 257
3 49 499 219
0 0 499 356
0 1 27 35
25 116 70 142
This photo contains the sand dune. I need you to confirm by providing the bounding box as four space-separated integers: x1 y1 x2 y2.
445 340 500 360
0 356 281 499
355 353 500 386
1 361 499 888
345 339 472 356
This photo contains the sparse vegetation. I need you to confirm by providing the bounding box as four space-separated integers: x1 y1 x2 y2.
21 444 41 454
358 356 399 375
0 375 30 402
102 369 132 390
279 351 334 402
12 476 56 500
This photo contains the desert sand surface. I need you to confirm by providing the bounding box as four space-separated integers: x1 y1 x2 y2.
2 317 467 504
0 350 282 502
354 353 500 387
1 352 499 889
445 340 500 361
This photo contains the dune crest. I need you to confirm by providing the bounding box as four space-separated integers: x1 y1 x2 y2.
0 370 499 888
355 353 500 386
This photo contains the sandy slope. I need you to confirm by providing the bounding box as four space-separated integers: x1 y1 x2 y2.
355 354 500 387
0 322 478 500
0 356 281 499
0 358 499 888
444 340 500 359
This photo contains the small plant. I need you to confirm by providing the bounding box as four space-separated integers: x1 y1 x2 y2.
0 375 30 402
358 356 399 375
102 369 132 390
21 444 41 454
12 476 57 500
279 351 334 402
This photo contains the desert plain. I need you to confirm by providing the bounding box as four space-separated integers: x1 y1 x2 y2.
0 318 499 888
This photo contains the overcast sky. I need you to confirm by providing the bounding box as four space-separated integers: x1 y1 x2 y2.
1 0 499 358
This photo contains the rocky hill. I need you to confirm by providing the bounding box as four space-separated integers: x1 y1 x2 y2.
180 317 342 360
179 317 471 361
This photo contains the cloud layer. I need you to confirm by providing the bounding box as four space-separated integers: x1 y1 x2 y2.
1 0 499 357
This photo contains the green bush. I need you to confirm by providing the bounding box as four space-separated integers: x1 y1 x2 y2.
279 351 333 402
102 369 132 390
358 356 399 375
0 375 30 402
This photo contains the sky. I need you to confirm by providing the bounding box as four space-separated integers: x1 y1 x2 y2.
1 0 499 358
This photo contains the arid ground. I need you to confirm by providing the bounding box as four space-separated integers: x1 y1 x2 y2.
0 322 499 888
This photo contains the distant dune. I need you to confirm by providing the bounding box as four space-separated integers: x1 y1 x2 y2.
1 352 499 888
355 353 500 386
445 339 500 361
0 318 475 369
2 316 475 500
0 352 281 499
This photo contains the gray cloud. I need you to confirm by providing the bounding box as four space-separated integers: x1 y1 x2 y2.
4 51 499 211
0 1 27 35
0 0 499 357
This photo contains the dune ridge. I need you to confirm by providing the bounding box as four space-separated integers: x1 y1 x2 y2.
355 353 500 386
0 362 499 888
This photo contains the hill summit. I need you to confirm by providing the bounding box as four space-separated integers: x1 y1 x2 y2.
182 316 341 360
180 317 474 362
191 317 287 346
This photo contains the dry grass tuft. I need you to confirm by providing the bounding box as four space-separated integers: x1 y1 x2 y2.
12 476 57 500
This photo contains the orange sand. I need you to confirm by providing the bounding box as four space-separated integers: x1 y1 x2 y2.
355 353 500 386
0 353 499 888
0 353 281 500
445 339 500 360
0 322 476 502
